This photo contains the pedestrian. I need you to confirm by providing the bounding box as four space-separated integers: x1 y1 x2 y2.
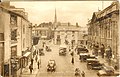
35 55 38 62
37 61 40 69
93 43 99 56
81 71 85 77
70 51 74 56
100 44 105 58
71 57 74 64
31 58 34 65
106 46 112 65
29 64 33 74
37 50 38 55
69 48 71 52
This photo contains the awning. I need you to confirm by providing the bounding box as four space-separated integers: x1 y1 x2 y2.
23 52 31 57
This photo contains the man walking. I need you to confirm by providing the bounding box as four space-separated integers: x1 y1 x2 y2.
31 58 34 65
35 55 38 62
81 71 85 77
100 44 105 58
29 64 33 74
71 57 74 64
37 61 40 69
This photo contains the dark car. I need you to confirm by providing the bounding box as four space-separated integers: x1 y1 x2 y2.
39 51 45 56
87 55 97 59
79 54 97 62
76 45 88 55
86 59 103 70
47 60 56 72
97 65 119 77
79 53 89 62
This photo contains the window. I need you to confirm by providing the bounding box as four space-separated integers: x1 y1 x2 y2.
10 15 17 26
23 25 25 34
23 38 25 48
0 33 4 41
11 46 17 57
11 29 17 41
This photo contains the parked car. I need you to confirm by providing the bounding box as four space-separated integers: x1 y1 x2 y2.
47 60 56 72
87 55 97 59
86 58 103 70
76 45 88 55
97 65 119 77
79 54 97 62
39 51 45 56
59 45 67 56
79 53 89 62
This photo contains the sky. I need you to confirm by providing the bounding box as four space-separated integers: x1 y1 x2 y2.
10 1 114 27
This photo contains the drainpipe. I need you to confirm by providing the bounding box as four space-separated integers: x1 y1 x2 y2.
20 18 23 75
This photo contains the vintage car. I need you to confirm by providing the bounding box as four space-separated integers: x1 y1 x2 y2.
47 60 56 72
76 45 89 55
59 45 67 56
39 51 45 56
87 55 97 59
79 53 89 62
86 58 103 70
79 54 97 62
39 49 45 56
97 65 119 77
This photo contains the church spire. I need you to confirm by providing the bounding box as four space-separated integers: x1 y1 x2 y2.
54 8 57 23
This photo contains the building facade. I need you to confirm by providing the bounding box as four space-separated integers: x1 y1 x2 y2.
54 23 81 46
0 3 32 77
32 22 53 40
87 1 119 67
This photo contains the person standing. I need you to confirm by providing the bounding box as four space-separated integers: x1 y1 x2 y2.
95 43 99 56
81 71 85 77
100 44 105 58
31 58 34 65
71 57 74 64
35 55 38 62
29 64 33 74
37 61 40 69
106 46 112 65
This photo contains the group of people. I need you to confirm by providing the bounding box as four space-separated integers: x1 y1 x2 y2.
91 43 112 64
29 51 41 74
75 68 85 77
93 43 112 59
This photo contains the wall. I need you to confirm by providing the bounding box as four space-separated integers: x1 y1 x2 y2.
3 11 11 63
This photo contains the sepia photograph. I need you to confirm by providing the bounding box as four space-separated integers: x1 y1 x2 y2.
0 0 119 77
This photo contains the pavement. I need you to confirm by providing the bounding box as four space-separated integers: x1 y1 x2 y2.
21 55 39 77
